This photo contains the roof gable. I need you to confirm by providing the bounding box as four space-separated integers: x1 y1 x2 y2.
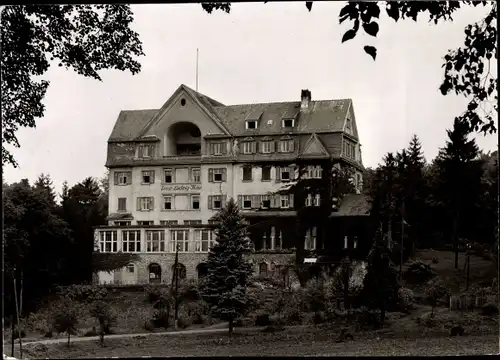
301 133 329 156
137 84 230 139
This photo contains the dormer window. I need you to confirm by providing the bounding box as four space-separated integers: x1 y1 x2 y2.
282 119 295 128
138 144 154 159
246 120 257 130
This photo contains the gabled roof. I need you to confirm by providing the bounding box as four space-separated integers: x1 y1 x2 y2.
300 133 329 157
107 84 354 141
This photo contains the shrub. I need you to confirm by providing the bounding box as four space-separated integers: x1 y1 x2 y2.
176 316 191 329
52 299 79 347
304 279 326 314
144 284 169 304
89 300 117 344
84 326 98 337
404 261 437 284
425 279 451 316
255 313 271 326
57 285 108 303
397 287 415 313
351 307 381 329
481 303 499 316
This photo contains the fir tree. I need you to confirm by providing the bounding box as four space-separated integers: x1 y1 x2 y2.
434 119 483 268
201 198 253 336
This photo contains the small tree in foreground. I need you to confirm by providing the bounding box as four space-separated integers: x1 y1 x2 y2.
425 279 450 317
89 300 116 345
201 198 253 336
52 299 79 347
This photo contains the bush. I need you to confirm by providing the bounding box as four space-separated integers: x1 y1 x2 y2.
351 307 381 329
186 300 209 324
255 313 271 326
57 285 108 303
144 284 169 304
89 300 117 341
481 303 499 316
177 316 191 329
52 299 80 347
425 279 451 316
397 287 415 312
404 261 437 284
84 326 98 337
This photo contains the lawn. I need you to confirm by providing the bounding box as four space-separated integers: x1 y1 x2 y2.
21 327 498 358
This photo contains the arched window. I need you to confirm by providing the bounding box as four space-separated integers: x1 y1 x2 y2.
127 263 135 273
197 263 209 279
149 263 162 284
172 263 187 280
259 262 268 276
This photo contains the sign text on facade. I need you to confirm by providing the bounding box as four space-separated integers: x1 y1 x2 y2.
161 184 202 192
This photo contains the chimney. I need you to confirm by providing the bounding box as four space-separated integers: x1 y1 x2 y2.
301 89 311 110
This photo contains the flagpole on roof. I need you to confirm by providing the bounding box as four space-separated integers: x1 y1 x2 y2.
196 48 199 92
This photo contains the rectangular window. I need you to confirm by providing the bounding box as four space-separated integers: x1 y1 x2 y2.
164 195 173 210
142 170 154 184
114 221 131 226
261 195 270 209
242 141 256 154
170 230 190 252
191 195 200 210
305 165 323 179
122 230 141 252
138 221 154 226
212 195 222 209
279 139 294 153
305 194 312 207
211 143 223 156
261 166 271 181
138 197 154 211
116 172 130 185
160 220 178 225
261 141 273 154
282 119 294 128
246 121 257 129
305 227 317 250
280 195 289 209
184 220 202 225
314 194 321 206
99 231 118 253
194 230 215 252
242 166 252 181
175 168 189 183
146 230 165 252
280 168 290 181
209 168 226 182
242 195 252 209
191 168 201 183
164 168 173 183
138 144 154 158
118 198 127 212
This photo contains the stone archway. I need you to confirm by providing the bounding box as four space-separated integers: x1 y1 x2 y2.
149 263 162 284
166 122 202 156
197 263 209 279
259 262 268 276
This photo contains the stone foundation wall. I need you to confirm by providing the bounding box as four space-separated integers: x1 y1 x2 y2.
111 252 296 284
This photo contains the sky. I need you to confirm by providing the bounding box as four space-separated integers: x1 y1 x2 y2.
3 2 497 193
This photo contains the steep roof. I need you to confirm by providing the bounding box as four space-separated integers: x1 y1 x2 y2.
108 84 352 141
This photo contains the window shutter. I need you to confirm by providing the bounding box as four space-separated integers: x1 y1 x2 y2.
127 171 132 184
150 170 155 184
270 194 277 208
222 168 227 182
208 168 214 182
289 166 295 180
221 142 227 155
222 195 227 207
136 197 141 211
237 195 243 208
251 142 256 153
209 143 214 155
259 142 264 153
290 140 295 152
150 197 155 211
289 194 294 208
208 195 213 209
114 172 119 185
274 194 281 208
270 141 276 153
275 167 281 183
251 195 259 208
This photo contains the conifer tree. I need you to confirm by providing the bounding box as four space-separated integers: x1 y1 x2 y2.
201 198 253 336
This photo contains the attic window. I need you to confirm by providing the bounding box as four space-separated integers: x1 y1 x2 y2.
181 99 186 106
282 119 294 128
246 121 257 130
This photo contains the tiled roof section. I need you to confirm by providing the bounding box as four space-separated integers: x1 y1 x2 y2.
212 99 351 136
334 194 371 216
109 110 158 142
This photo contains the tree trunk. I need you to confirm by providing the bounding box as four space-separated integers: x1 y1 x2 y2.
228 318 234 337
67 332 70 348
380 306 386 328
13 270 23 359
453 211 459 269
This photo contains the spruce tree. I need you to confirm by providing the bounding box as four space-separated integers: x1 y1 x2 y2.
201 198 253 336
